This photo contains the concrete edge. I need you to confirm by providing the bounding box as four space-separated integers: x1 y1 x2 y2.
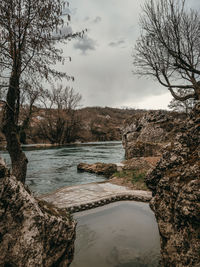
64 192 152 213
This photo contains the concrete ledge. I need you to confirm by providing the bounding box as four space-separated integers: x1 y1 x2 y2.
39 182 152 213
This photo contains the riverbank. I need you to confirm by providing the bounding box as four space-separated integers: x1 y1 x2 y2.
0 142 82 150
77 156 160 191
110 157 160 190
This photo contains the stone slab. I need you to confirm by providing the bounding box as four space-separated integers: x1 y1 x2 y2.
39 182 152 213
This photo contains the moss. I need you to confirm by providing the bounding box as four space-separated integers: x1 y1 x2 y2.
131 171 148 190
112 170 148 190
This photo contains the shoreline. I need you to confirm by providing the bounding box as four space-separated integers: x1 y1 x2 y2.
0 140 122 150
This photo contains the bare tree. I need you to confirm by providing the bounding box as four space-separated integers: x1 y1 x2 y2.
0 0 81 182
133 0 200 102
168 88 196 114
18 82 42 143
38 85 82 144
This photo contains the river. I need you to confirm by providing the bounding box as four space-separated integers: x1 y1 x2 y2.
72 201 160 267
0 141 124 194
0 141 161 266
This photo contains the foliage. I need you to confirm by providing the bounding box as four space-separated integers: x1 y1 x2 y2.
133 0 200 102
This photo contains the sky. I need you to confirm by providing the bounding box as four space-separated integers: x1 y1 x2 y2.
58 0 199 110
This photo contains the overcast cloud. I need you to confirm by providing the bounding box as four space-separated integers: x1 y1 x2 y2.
73 35 97 54
58 0 200 109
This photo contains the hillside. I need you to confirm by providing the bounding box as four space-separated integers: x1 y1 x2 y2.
0 106 146 145
75 107 145 142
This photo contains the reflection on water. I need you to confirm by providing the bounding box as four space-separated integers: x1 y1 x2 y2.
72 201 160 267
0 141 124 194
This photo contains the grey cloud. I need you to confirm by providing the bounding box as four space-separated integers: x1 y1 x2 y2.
70 8 78 15
63 0 171 109
83 16 102 24
52 26 73 39
84 16 90 21
109 39 125 47
63 6 77 16
60 26 73 35
93 16 102 24
73 36 97 55
62 7 70 14
188 0 200 9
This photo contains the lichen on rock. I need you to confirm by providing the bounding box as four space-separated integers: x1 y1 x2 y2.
122 110 185 159
0 162 76 267
146 109 200 267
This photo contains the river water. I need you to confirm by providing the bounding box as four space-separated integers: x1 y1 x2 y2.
0 141 161 266
0 141 124 194
72 201 160 267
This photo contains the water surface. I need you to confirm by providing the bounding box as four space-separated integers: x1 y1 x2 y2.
0 141 124 194
72 201 160 267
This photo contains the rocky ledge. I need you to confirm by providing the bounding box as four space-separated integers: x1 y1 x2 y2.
146 107 200 267
0 161 76 267
40 182 152 213
77 162 117 177
122 110 185 159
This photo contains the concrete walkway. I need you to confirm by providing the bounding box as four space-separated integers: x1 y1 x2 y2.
40 182 152 213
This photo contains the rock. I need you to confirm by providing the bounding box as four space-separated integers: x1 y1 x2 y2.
0 157 7 178
122 110 185 159
77 162 117 177
122 157 160 172
0 170 76 266
146 109 200 267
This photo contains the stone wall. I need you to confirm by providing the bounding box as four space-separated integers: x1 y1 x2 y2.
0 161 76 267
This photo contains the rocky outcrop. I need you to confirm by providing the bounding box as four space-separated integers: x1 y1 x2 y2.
122 157 160 172
77 162 117 177
0 160 76 267
146 107 200 267
122 111 185 159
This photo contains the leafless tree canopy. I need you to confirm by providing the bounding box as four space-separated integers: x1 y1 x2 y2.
168 88 196 114
38 85 82 144
0 0 81 182
133 0 200 102
0 0 80 88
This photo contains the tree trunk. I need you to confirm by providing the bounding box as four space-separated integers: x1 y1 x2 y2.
196 88 200 100
2 74 28 184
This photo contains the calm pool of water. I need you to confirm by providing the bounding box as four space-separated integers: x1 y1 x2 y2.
0 141 124 194
72 201 160 267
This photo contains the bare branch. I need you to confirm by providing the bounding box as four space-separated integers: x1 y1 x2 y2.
133 0 200 102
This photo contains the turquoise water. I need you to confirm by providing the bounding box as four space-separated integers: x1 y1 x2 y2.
72 201 160 267
0 142 161 266
0 141 124 194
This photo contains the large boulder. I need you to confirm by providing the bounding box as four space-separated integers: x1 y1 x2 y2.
0 162 76 267
146 108 200 267
77 162 117 177
122 111 185 159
